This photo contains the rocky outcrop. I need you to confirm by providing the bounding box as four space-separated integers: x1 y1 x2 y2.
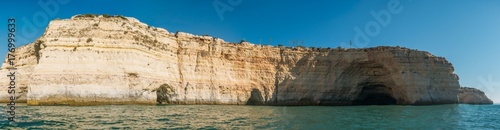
458 87 493 104
0 14 478 105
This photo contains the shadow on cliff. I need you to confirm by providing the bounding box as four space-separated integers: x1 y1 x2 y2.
267 48 401 106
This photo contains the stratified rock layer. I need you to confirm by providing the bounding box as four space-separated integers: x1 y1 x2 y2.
0 15 465 105
458 87 493 104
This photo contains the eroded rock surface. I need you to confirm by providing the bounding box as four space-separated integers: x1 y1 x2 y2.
0 14 478 105
156 84 176 104
458 87 493 104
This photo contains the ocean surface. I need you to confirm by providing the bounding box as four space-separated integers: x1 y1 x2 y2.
1 104 499 129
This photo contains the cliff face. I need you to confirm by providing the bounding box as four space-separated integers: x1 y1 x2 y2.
0 15 464 105
458 87 493 104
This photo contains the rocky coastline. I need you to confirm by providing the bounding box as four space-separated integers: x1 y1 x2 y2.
0 14 493 105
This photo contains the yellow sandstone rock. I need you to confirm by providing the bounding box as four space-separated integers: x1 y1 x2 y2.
0 14 487 105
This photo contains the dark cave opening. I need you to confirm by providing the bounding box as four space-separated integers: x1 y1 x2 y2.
353 84 397 105
246 89 264 105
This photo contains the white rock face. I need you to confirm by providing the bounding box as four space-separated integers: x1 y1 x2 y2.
458 87 493 104
0 15 463 105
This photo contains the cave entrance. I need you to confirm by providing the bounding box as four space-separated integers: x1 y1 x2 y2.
353 83 396 105
246 89 264 105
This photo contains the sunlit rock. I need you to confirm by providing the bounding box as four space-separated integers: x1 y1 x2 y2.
0 14 490 105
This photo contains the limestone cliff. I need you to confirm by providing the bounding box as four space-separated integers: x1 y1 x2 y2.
458 87 493 104
0 14 476 105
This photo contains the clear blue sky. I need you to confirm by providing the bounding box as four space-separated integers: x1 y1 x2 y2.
1 0 499 102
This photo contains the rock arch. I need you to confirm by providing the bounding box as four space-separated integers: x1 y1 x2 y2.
334 61 400 105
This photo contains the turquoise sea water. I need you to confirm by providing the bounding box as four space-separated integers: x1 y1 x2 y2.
1 104 499 129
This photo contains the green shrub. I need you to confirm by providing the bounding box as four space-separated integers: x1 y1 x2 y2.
116 15 128 20
102 14 111 18
86 38 93 43
84 14 97 17
128 72 138 77
75 14 97 18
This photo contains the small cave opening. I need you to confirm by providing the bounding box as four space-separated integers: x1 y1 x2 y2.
246 89 264 105
156 84 175 105
353 84 397 105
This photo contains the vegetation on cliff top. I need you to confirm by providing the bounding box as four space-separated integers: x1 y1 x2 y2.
74 14 128 20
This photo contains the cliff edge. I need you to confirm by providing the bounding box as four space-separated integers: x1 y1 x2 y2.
458 87 493 104
0 14 490 105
